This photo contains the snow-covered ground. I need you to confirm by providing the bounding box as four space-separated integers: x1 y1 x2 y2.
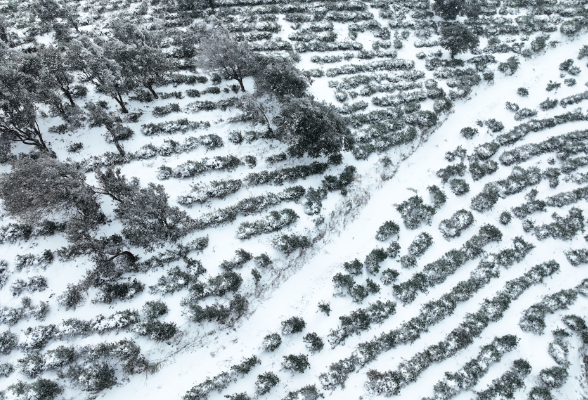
1 1 588 399
103 39 588 400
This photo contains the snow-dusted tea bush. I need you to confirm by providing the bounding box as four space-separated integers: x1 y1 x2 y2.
262 333 282 352
375 221 400 241
0 0 587 398
439 209 474 239
236 209 299 240
395 195 437 229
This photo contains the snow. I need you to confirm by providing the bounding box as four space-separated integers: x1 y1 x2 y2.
1 2 588 399
80 37 588 400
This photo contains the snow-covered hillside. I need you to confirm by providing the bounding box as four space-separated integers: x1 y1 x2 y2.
0 0 587 399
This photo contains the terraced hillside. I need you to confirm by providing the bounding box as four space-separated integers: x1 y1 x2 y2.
0 0 587 399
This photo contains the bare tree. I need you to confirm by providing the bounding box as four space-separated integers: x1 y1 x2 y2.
197 29 257 92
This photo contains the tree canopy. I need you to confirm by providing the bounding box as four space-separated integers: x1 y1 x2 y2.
254 57 309 99
439 22 480 59
274 98 353 158
197 29 257 92
0 155 99 224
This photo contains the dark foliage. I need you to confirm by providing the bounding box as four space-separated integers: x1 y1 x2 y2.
274 97 353 158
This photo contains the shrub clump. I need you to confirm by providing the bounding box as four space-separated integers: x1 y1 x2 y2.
499 211 512 225
375 221 400 241
428 185 447 208
485 118 504 132
395 195 436 229
519 288 579 334
142 300 169 320
381 268 400 285
426 334 519 400
461 127 478 139
364 248 388 274
178 179 242 206
539 98 558 111
539 366 569 388
533 208 584 241
469 159 499 181
134 320 178 341
237 209 299 240
343 259 363 275
386 241 401 258
471 166 542 212
498 57 520 76
0 331 18 355
474 359 531 399
400 255 417 269
565 249 588 266
262 333 282 352
517 87 529 97
10 276 48 297
282 385 323 400
303 332 324 353
152 103 181 117
408 232 433 257
439 209 474 239
272 234 311 254
449 178 470 196
256 372 280 395
282 354 310 373
282 316 306 334
437 163 466 183
6 378 63 400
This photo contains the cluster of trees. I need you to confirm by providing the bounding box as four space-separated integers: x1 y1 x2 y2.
199 28 353 158
1 19 353 163
0 158 196 308
0 18 174 157
1 23 349 333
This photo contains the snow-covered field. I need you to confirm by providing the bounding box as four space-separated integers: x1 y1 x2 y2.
0 0 588 399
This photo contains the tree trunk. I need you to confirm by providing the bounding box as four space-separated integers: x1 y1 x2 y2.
237 77 246 92
113 139 126 157
113 92 128 113
258 104 273 134
62 87 76 106
33 122 50 152
108 250 137 262
97 189 123 203
146 84 159 99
